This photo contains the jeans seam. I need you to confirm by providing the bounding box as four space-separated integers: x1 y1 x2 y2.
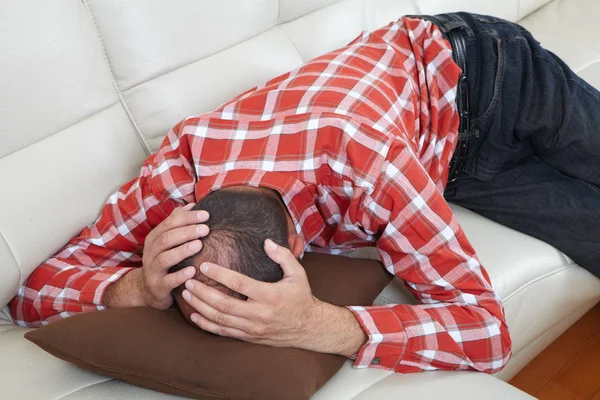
567 76 600 102
471 37 505 125
582 180 600 194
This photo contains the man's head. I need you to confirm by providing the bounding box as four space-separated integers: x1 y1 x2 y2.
169 186 304 320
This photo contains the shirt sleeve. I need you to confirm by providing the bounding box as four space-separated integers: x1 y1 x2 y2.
10 120 198 327
347 141 512 373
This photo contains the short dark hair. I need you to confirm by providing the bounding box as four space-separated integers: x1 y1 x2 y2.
169 187 289 286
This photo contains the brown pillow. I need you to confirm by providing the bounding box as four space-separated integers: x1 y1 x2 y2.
25 252 391 400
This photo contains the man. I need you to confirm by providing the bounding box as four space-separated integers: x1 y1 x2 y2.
11 12 600 374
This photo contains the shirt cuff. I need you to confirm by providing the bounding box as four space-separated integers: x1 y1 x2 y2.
346 305 408 370
80 267 137 311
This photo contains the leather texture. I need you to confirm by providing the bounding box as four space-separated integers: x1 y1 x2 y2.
0 0 598 399
351 371 537 400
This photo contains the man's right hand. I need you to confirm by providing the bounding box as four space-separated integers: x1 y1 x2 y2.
103 203 209 310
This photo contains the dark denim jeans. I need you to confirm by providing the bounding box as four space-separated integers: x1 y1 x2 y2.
422 13 600 277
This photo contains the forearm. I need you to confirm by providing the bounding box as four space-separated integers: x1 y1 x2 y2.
11 261 135 327
349 302 512 373
102 267 146 309
303 300 367 357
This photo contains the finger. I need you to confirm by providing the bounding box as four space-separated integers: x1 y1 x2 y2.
198 262 267 300
182 289 255 333
171 206 210 224
152 208 210 241
189 312 249 341
151 240 202 273
264 239 304 277
184 279 259 318
153 224 209 256
145 209 209 260
162 266 196 291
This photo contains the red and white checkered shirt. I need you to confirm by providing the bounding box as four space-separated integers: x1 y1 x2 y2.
11 17 511 373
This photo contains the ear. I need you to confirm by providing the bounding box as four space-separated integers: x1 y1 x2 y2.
287 233 305 259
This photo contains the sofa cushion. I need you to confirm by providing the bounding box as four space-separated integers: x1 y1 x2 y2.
24 253 391 400
1 0 599 399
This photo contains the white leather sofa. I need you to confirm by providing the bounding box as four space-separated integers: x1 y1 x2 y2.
1 1 599 399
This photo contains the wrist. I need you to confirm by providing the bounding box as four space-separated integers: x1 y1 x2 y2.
303 300 367 357
333 305 368 357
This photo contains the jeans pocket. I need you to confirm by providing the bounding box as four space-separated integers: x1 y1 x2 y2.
471 36 505 125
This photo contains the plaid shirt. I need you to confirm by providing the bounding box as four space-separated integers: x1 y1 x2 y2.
11 17 511 373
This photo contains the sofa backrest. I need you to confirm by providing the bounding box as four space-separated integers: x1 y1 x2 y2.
0 0 554 312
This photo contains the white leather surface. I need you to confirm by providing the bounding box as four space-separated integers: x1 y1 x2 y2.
0 306 12 332
281 0 420 64
495 297 599 382
0 230 18 310
0 0 148 308
60 380 185 400
498 267 600 380
448 206 571 301
0 105 147 307
0 0 119 158
519 0 600 74
278 0 342 23
0 327 114 400
354 371 537 400
0 0 598 399
127 28 306 151
85 0 280 91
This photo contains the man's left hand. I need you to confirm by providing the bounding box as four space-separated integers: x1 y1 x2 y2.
181 239 367 356
182 238 320 349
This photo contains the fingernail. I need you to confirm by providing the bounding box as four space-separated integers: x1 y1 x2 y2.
200 263 209 273
196 225 206 235
265 239 277 251
184 267 195 278
182 290 191 302
191 314 199 324
185 280 194 290
189 240 200 250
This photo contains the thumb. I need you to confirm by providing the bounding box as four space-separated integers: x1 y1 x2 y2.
264 239 304 278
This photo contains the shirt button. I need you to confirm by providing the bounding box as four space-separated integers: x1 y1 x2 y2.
371 357 380 365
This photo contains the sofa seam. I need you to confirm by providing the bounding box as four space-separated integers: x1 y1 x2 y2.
495 297 600 379
350 369 395 399
0 230 21 292
277 26 308 62
120 22 273 94
80 0 152 156
123 0 350 95
0 329 17 338
278 0 345 25
501 263 573 303
517 0 558 22
276 0 281 23
53 378 113 400
0 100 121 160
411 0 421 14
